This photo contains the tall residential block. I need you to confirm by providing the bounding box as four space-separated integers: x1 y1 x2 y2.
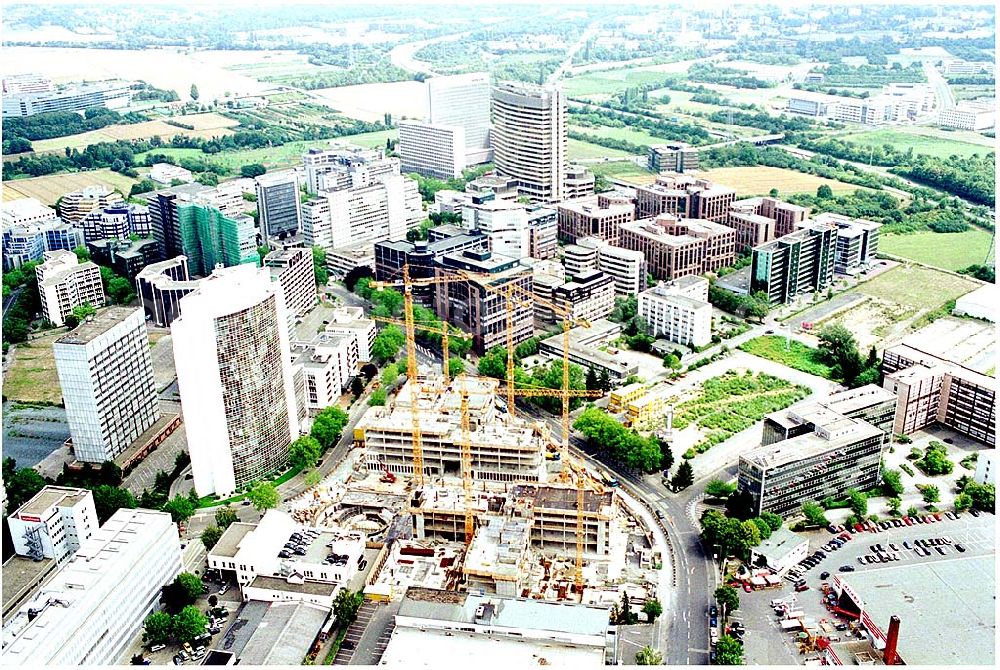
35 250 105 327
172 265 300 497
557 194 634 245
292 333 359 409
264 247 318 321
255 172 302 241
750 221 836 304
7 487 98 564
427 72 493 166
637 276 712 347
434 249 534 354
619 214 737 280
634 174 736 222
0 509 182 666
491 81 566 202
54 307 160 463
176 201 259 276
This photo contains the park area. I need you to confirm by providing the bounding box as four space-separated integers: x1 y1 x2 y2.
29 113 240 153
2 168 137 205
738 336 835 380
589 160 656 185
669 370 810 458
699 166 871 197
836 126 995 160
878 228 994 271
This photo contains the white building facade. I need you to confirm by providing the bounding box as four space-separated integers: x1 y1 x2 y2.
6 487 98 564
398 121 466 179
637 280 712 347
35 250 106 327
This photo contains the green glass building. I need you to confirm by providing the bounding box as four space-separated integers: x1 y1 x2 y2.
176 202 259 276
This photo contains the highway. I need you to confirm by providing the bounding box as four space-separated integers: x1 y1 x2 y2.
923 60 955 111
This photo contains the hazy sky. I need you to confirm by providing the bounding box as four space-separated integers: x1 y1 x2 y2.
9 0 994 7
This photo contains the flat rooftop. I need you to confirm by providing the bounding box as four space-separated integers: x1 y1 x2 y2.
54 306 139 345
899 317 996 376
822 384 897 414
13 486 89 518
248 575 338 597
1 557 56 622
380 626 605 667
211 522 256 558
838 554 995 666
742 419 883 470
464 516 531 580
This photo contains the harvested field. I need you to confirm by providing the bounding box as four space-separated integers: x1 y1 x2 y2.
30 114 239 153
699 166 874 197
3 169 138 205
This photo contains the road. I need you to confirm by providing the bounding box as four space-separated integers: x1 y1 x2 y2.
387 30 475 77
547 22 601 85
923 60 955 111
2 285 22 319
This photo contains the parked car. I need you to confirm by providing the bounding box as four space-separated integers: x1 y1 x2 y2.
903 541 911 550
970 508 980 517
743 583 752 593
820 571 830 579
933 513 942 521
150 645 165 653
903 517 913 526
795 583 810 592
915 516 924 524
888 543 899 552
955 543 966 553
935 546 946 555
854 523 865 533
709 605 718 617
218 585 229 596
839 565 855 572
710 617 718 628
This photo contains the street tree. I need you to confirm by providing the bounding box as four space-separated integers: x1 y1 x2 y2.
801 502 829 527
333 589 364 624
881 469 904 496
635 646 664 665
886 497 901 515
247 481 280 512
847 488 868 519
201 525 223 550
288 435 322 470
921 484 940 505
162 495 196 524
369 388 388 406
350 376 365 397
953 493 972 512
705 479 736 500
91 485 137 524
304 469 323 487
642 599 663 622
143 612 174 645
215 506 238 530
310 406 349 450
670 460 694 491
189 84 200 101
173 605 208 643
714 585 740 617
715 635 745 665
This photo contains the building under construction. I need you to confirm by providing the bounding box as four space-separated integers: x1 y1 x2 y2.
356 376 549 483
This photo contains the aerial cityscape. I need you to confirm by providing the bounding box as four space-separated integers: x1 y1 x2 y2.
1 1 996 666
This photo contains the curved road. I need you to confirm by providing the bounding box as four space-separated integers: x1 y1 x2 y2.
388 31 475 77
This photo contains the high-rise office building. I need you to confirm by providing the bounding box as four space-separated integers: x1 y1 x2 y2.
264 247 317 322
568 237 647 297
255 172 302 241
35 250 105 327
637 277 713 347
750 221 836 304
635 175 736 223
813 212 881 274
619 215 737 280
81 202 152 244
176 201 259 276
53 307 160 463
172 265 300 497
462 195 531 259
398 121 466 179
136 256 200 328
557 194 634 245
492 81 566 202
428 72 492 166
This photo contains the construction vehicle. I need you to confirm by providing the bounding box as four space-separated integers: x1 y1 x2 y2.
380 468 397 484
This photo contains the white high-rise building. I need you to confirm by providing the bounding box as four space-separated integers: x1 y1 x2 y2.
172 265 300 497
54 307 160 463
492 81 566 202
637 277 712 347
574 236 647 297
35 250 106 327
462 197 530 259
427 72 493 166
398 121 466 179
0 508 182 666
6 487 98 565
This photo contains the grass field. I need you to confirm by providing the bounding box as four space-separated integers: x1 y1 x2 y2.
699 166 872 197
857 264 980 308
3 331 65 404
739 336 836 379
568 138 635 160
30 113 240 153
878 229 994 271
3 169 138 204
836 126 995 160
562 68 680 98
568 122 669 147
589 160 656 184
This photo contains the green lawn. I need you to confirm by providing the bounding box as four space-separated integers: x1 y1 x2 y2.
562 69 680 98
857 264 981 308
837 126 995 160
134 130 397 172
589 160 656 184
569 122 668 147
739 336 836 379
568 137 636 160
878 229 994 272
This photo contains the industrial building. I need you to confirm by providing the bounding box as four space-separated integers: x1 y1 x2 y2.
54 307 160 463
6 487 97 565
749 220 837 304
739 388 891 517
0 508 182 666
637 276 712 347
953 283 997 322
216 600 331 666
433 249 534 354
634 174 736 222
557 194 634 244
136 256 200 327
647 143 699 173
882 343 996 447
619 214 737 280
35 250 105 327
829 556 995 665
256 172 302 241
357 377 548 483
938 101 996 131
748 526 809 574
172 265 300 497
491 81 567 202
380 587 615 666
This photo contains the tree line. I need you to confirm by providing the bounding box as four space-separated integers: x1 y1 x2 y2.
568 105 713 145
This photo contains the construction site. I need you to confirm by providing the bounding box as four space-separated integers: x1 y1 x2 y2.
283 265 664 609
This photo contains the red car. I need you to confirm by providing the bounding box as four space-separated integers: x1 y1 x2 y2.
924 515 935 523
903 516 912 526
933 513 942 521
839 532 852 541
854 523 865 533
743 582 752 593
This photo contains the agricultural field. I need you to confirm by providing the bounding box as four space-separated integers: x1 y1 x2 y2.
835 126 995 160
699 166 871 197
567 138 635 160
30 113 240 153
561 67 681 98
670 371 810 457
879 228 994 271
589 160 656 185
310 81 429 122
738 336 836 380
3 169 137 205
952 84 995 102
3 330 65 404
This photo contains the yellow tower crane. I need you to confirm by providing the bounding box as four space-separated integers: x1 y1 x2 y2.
371 316 470 385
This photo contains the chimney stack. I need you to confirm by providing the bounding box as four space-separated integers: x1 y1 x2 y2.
883 615 901 665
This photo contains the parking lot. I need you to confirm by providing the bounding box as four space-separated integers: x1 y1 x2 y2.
737 512 995 665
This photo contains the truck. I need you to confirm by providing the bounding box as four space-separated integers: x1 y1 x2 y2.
780 619 803 631
785 610 806 620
